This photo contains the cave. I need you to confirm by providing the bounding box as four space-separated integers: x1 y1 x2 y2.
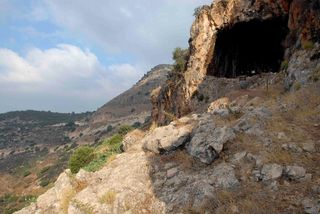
207 17 289 78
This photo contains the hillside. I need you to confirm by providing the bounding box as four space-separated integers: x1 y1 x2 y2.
14 0 320 213
72 64 172 145
0 111 91 213
0 65 171 213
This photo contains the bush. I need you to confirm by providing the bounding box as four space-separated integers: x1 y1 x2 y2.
39 179 49 187
84 134 123 172
132 121 141 129
294 82 302 91
281 60 289 71
23 170 31 177
310 68 320 82
69 146 94 173
172 47 189 73
302 40 314 50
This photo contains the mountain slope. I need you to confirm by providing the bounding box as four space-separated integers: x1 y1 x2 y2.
73 64 172 144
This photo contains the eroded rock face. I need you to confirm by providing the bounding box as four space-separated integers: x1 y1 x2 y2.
152 0 320 125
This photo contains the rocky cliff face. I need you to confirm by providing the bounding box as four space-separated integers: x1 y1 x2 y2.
152 0 320 125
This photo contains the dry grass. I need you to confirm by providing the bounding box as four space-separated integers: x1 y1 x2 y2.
60 189 77 214
71 199 94 214
264 147 294 165
232 133 264 154
99 190 117 204
159 150 195 170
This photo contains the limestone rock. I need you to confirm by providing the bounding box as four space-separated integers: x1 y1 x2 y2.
233 107 272 134
186 119 235 164
284 166 307 181
152 0 320 125
122 129 145 152
260 164 283 181
207 97 230 113
143 119 194 154
209 163 239 189
301 198 320 214
302 142 316 153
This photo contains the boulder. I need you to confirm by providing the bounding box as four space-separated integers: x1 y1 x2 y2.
284 166 307 181
209 163 239 189
302 142 316 153
260 164 283 181
143 120 193 154
207 97 230 113
186 119 235 164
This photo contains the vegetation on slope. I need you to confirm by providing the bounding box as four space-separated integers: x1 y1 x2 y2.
0 110 92 125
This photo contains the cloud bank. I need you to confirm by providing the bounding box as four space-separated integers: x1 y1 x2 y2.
0 45 142 112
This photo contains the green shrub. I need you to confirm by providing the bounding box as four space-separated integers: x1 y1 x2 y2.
132 121 141 129
118 125 133 136
39 179 49 187
69 146 94 173
302 40 314 50
281 60 289 70
310 68 320 82
84 134 123 172
23 170 31 177
294 82 302 91
172 47 189 73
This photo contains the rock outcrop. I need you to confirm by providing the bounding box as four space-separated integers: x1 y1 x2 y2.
152 0 320 125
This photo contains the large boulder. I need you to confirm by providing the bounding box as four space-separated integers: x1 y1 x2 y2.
143 117 195 154
186 118 235 164
260 164 283 181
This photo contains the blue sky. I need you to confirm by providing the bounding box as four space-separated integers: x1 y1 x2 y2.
0 0 212 113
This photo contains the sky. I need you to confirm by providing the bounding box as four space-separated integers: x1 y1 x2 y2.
0 0 212 113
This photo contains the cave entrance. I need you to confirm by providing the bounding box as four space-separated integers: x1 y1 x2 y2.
207 17 289 78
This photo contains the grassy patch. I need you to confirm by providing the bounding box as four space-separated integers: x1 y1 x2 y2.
60 189 77 214
99 190 117 204
293 82 301 91
84 134 123 172
310 68 320 82
71 200 94 214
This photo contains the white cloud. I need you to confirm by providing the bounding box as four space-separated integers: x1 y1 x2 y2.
0 44 143 112
40 0 212 65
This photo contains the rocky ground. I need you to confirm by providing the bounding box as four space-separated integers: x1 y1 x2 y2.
16 73 320 213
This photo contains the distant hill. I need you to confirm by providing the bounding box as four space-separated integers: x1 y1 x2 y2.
0 110 92 126
91 64 172 126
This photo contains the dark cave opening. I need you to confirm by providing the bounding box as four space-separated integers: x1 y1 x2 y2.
207 17 289 78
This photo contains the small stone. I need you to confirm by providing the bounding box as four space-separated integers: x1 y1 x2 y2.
301 198 320 214
164 162 176 170
269 180 279 191
231 151 247 163
311 185 320 194
302 142 316 153
260 164 283 181
284 166 306 181
166 167 178 179
277 132 288 140
246 153 263 167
